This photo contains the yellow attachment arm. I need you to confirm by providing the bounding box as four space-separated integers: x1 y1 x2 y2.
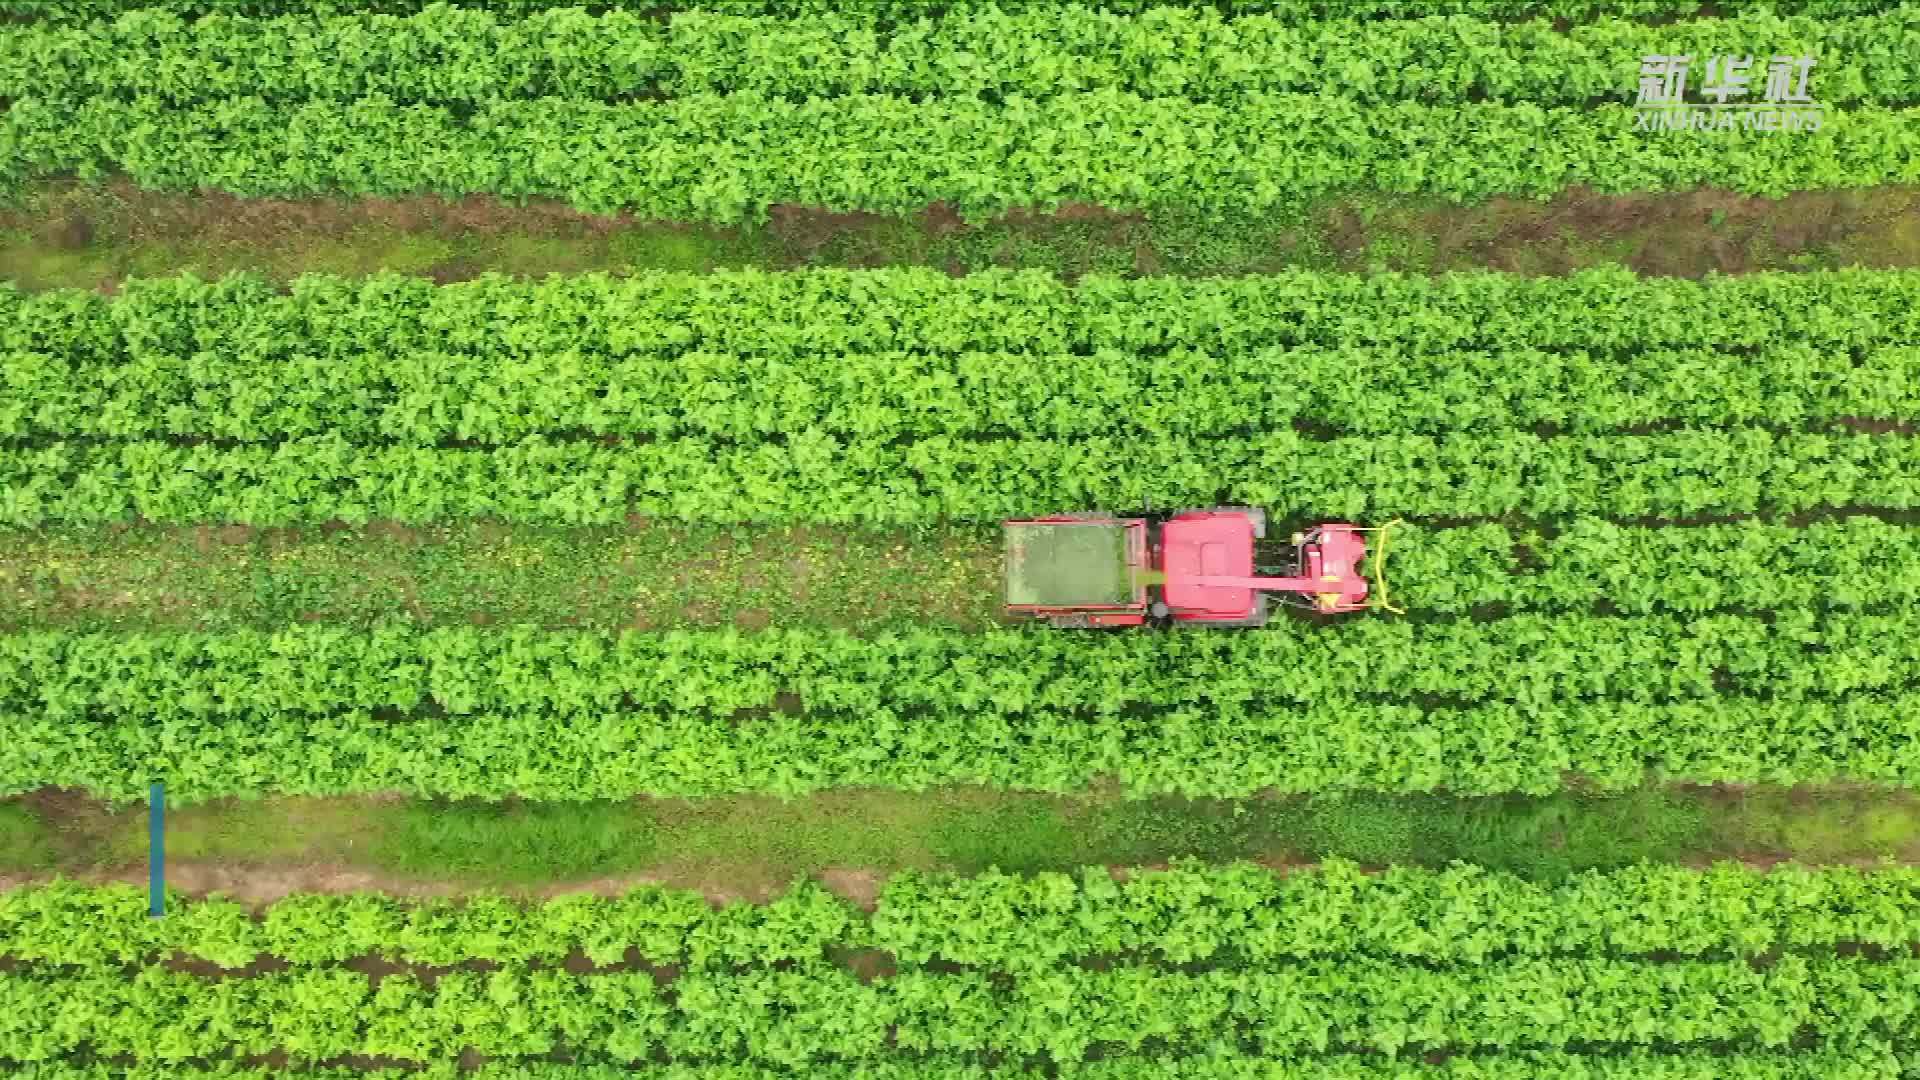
1355 520 1406 614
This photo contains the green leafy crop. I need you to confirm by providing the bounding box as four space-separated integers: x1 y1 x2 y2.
3 93 1915 219
0 862 1917 1069
4 614 1919 800
2 8 1915 108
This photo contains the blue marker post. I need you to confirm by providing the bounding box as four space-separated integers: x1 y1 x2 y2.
148 783 164 918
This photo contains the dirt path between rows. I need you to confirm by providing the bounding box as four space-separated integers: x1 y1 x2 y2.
0 861 859 906
6 182 1919 291
9 783 1917 909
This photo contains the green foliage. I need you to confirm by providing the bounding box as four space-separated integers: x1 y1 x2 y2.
9 267 1914 447
0 956 1907 1062
1 428 1915 526
8 337 1917 442
17 266 1916 369
2 615 1918 801
3 7 1916 107
2 1052 1911 1079
0 0 1888 28
3 93 1915 219
0 876 854 970
6 611 1914 718
829 0 1890 23
1 863 1919 1066
1395 517 1920 615
3 1045 1904 1068
869 860 1920 970
3 858 1919 969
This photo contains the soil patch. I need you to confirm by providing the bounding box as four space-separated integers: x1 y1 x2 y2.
836 946 898 982
817 867 884 910
767 204 892 254
41 214 92 249
187 524 255 553
0 860 791 905
1342 187 1920 277
1837 417 1917 436
162 951 294 978
10 180 1917 292
65 184 631 241
919 202 967 235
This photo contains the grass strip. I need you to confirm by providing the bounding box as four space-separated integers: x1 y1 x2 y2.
8 786 1919 891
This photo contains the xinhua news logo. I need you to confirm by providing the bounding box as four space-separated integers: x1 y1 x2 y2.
1634 55 1823 133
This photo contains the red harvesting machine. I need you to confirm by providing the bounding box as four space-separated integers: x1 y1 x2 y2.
1003 508 1398 628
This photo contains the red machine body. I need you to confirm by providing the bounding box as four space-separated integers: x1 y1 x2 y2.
1161 512 1370 623
1002 507 1375 629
